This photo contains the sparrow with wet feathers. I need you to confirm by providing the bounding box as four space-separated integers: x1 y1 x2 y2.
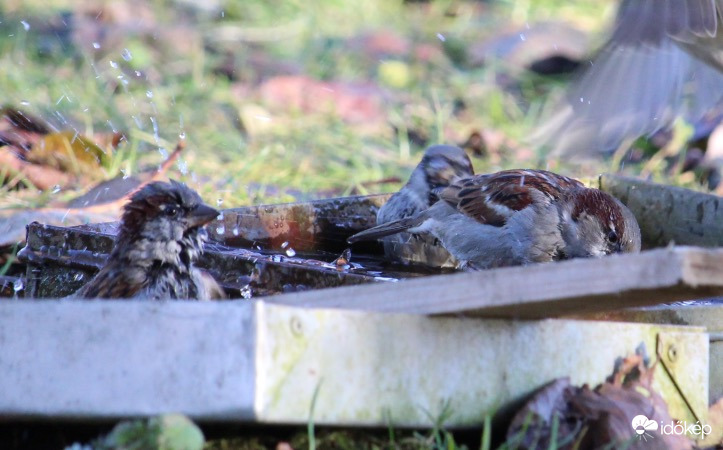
73 180 226 300
376 145 475 267
349 169 641 269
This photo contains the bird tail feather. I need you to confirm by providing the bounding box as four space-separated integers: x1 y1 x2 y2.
347 216 421 243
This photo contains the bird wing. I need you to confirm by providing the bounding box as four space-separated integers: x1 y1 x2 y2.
73 265 146 299
438 170 583 227
348 170 583 243
534 0 723 156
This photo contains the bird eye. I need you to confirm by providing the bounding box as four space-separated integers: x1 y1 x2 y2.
164 206 179 217
607 230 619 243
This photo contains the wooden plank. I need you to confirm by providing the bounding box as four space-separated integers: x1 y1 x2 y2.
267 247 723 318
0 300 707 425
599 174 723 248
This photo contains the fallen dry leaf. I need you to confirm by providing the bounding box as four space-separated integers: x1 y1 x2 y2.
259 75 388 127
27 131 109 176
0 146 72 190
507 353 694 449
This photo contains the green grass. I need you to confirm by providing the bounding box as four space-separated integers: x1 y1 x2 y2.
0 0 641 213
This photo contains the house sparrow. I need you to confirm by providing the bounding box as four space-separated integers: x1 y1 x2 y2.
73 180 226 300
349 169 641 269
536 0 723 156
376 145 475 267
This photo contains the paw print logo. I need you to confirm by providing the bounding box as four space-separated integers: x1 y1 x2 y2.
631 415 658 441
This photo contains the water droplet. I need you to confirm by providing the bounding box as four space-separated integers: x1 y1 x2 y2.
157 147 168 159
20 100 30 106
135 70 142 77
285 247 296 257
120 169 130 179
146 90 153 98
150 116 159 142
216 213 224 221
109 60 118 68
121 48 132 61
92 42 100 49
177 159 188 175
271 255 283 262
13 278 24 292
281 241 289 248
240 285 252 299
221 10 225 18
216 225 225 234
107 120 118 133
20 20 29 31
436 33 446 42
73 273 84 281
216 198 223 207
232 227 240 236
519 33 526 41
51 185 61 194
179 131 186 139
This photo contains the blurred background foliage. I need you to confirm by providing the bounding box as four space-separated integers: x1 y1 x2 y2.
0 0 715 211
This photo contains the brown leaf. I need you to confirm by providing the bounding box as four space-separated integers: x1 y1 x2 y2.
348 30 411 58
26 131 109 176
0 106 51 134
507 352 694 450
259 76 387 127
704 398 723 447
0 146 72 190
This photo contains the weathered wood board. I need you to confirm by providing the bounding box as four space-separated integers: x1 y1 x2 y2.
268 247 723 318
0 300 708 425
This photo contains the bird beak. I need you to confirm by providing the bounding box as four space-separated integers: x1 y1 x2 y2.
188 203 220 228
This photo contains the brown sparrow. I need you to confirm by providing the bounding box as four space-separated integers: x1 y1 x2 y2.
376 144 474 267
73 180 226 300
536 0 723 156
349 169 641 269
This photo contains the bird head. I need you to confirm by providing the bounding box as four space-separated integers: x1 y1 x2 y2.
404 145 474 206
119 180 219 247
560 188 641 258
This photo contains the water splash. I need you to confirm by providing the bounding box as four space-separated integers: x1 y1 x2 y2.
150 116 160 143
240 285 252 299
20 20 30 31
92 42 100 49
51 184 61 194
13 278 24 293
121 48 132 61
177 159 188 175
